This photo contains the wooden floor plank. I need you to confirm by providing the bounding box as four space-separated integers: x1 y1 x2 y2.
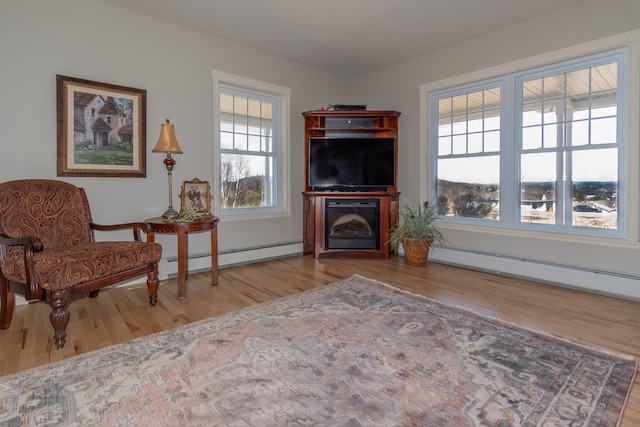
1 254 639 425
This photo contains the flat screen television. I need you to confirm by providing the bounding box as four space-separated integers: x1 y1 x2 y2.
308 137 395 191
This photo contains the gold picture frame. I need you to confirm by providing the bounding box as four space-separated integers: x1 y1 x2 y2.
179 178 211 216
56 75 146 177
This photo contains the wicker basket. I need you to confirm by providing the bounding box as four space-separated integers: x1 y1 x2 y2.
402 238 433 267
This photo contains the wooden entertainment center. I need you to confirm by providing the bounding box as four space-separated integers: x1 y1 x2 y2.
302 109 401 258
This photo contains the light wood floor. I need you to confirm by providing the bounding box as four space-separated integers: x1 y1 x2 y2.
2 254 639 425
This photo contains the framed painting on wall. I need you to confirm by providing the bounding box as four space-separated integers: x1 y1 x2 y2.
56 75 146 177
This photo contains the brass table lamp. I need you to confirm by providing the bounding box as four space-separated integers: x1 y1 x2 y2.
153 119 183 219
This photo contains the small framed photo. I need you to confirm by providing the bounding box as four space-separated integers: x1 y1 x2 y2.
180 178 211 216
56 75 146 177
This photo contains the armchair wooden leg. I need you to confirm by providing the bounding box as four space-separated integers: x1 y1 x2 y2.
0 274 15 330
147 262 159 307
49 289 71 349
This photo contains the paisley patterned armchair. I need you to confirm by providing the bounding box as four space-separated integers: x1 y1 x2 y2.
0 179 162 349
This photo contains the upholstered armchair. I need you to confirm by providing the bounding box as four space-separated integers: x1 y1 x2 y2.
0 179 162 349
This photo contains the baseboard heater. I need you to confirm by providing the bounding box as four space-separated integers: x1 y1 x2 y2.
428 246 640 302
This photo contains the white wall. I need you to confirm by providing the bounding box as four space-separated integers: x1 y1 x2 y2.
351 0 640 298
0 0 349 260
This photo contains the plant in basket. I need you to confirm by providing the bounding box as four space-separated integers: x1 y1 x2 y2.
387 201 446 266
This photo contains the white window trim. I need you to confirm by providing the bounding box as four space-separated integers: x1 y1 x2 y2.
212 69 292 220
420 29 640 247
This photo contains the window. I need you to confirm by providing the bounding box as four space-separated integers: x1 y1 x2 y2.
212 70 291 217
219 87 277 209
518 61 620 229
435 84 502 219
428 49 626 236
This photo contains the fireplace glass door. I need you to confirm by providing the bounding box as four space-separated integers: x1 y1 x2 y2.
325 199 379 250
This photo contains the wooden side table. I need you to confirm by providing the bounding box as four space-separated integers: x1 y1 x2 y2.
145 216 219 299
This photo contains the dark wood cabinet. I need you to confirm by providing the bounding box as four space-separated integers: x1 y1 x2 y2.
302 110 401 258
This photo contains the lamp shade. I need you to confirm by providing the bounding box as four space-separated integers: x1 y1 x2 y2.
152 119 183 153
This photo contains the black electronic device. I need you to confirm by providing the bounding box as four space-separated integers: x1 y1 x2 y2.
333 104 367 111
308 137 395 191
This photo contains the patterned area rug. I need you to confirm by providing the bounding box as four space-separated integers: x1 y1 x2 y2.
0 275 635 426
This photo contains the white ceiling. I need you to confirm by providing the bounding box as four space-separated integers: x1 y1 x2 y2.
100 0 587 77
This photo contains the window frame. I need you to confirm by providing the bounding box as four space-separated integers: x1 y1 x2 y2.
212 69 291 219
420 33 640 244
429 78 505 224
513 51 626 236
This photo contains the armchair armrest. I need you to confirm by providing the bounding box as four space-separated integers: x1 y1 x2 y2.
0 234 43 252
0 233 44 299
90 222 152 241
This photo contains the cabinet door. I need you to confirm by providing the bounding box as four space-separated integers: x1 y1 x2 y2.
303 196 315 255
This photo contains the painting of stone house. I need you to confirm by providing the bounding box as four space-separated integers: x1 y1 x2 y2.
73 92 132 148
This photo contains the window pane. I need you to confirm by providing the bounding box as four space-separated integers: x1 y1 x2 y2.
522 126 542 150
484 112 500 132
234 97 247 116
220 131 233 149
262 136 273 153
571 148 617 229
437 156 499 219
233 133 247 150
438 136 452 156
523 110 542 127
261 118 273 136
247 99 261 119
484 130 500 152
248 134 261 152
220 112 234 132
543 123 558 148
451 94 467 114
468 117 483 133
591 117 617 145
451 115 467 134
220 94 233 113
522 78 543 103
248 116 262 135
468 133 483 154
439 115 452 136
233 115 247 134
520 152 557 225
571 120 590 146
220 153 274 208
261 102 273 119
452 134 466 155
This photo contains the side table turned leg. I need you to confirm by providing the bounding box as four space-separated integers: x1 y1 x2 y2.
176 228 188 299
211 226 218 286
